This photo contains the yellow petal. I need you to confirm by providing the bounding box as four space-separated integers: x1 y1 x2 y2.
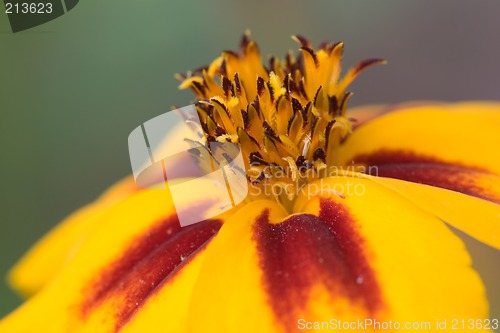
8 116 214 297
118 245 210 333
370 175 500 249
186 200 289 333
8 177 140 297
335 102 500 176
332 102 500 210
184 177 488 332
347 101 445 129
294 177 488 329
1 177 490 332
0 178 228 332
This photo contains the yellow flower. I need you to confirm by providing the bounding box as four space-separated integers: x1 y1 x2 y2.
1 33 500 333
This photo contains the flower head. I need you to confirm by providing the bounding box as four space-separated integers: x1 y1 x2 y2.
178 33 385 209
1 34 499 333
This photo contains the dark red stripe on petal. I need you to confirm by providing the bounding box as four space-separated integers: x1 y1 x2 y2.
353 150 500 204
353 149 451 166
80 216 222 332
81 215 180 318
253 199 382 330
112 219 222 332
318 198 382 312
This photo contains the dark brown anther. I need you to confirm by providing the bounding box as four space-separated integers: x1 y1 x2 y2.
246 133 260 147
298 79 308 100
250 151 268 166
325 119 337 151
267 81 275 102
302 102 312 126
299 160 313 173
288 77 298 94
287 112 296 134
329 95 339 116
211 98 231 117
285 52 293 71
330 41 343 55
219 59 228 77
201 104 214 119
293 35 312 48
251 96 261 116
292 98 303 114
215 126 227 137
310 115 318 137
241 110 249 129
268 56 276 73
222 76 232 99
300 46 318 67
313 86 322 106
200 122 209 134
339 92 354 113
263 121 280 141
313 148 326 163
283 74 290 94
234 73 242 95
257 77 266 96
191 81 206 98
295 53 304 73
295 155 306 168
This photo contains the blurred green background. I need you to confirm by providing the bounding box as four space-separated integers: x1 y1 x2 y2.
1 0 499 325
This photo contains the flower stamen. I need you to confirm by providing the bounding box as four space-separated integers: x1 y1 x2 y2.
179 32 385 207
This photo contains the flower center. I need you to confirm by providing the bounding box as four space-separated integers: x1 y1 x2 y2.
178 33 384 208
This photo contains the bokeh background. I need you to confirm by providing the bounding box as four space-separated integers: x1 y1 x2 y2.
1 0 499 326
